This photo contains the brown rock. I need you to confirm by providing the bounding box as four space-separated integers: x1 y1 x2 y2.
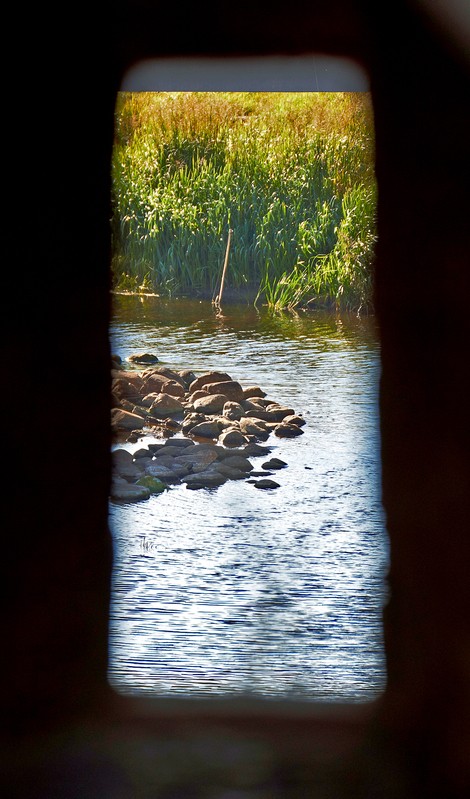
188 421 221 439
274 423 304 437
127 353 159 365
111 377 143 403
111 408 146 431
218 428 248 448
282 414 306 427
222 455 253 472
193 394 228 414
223 401 244 421
181 413 207 433
242 386 267 399
144 366 186 387
148 393 185 416
253 479 280 490
175 447 219 471
186 390 210 404
188 371 233 393
141 373 185 397
182 468 227 489
204 380 245 403
239 418 270 440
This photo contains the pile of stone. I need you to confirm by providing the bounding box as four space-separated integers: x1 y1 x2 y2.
111 353 305 503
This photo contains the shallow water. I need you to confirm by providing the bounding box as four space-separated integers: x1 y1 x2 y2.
108 295 389 702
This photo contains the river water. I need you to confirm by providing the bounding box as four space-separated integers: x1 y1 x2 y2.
108 294 389 702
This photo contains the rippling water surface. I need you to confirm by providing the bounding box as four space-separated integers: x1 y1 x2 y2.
108 295 389 702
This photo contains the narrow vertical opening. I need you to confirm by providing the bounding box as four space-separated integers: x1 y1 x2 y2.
107 56 389 704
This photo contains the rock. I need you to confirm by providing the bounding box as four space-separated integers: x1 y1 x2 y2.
182 469 227 489
214 463 248 480
154 444 189 458
223 401 244 421
147 457 190 478
127 353 159 364
274 423 305 438
186 390 210 405
221 455 253 473
111 457 144 482
250 470 274 477
163 418 183 432
282 414 306 427
245 409 279 422
110 480 151 502
148 393 185 416
112 448 134 467
159 438 195 449
111 377 143 404
188 372 233 393
252 479 280 490
204 380 245 403
145 366 186 387
141 373 185 397
193 394 228 414
188 420 221 439
242 385 267 399
145 462 183 482
218 428 248 448
133 447 152 459
136 475 167 493
181 413 207 433
111 408 146 431
174 447 219 470
262 458 288 470
265 404 296 421
243 442 273 457
215 416 236 431
239 418 270 440
179 369 197 388
242 397 270 410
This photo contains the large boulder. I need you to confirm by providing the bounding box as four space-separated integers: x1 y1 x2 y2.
221 455 253 473
127 353 159 365
274 422 304 437
239 417 270 440
144 366 186 387
111 378 146 406
188 371 233 393
110 478 151 502
136 475 167 493
182 469 228 489
242 385 267 399
111 408 146 431
203 380 245 403
141 373 185 397
223 401 244 421
148 393 186 416
188 420 221 439
193 393 228 414
174 447 219 471
218 428 248 448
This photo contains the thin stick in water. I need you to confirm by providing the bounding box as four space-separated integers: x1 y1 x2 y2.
213 228 233 309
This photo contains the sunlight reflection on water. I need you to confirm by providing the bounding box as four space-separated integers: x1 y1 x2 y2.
108 296 389 701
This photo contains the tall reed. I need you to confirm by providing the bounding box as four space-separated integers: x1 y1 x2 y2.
112 91 377 312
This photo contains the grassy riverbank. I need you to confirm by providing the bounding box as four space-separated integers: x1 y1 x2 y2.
112 92 377 313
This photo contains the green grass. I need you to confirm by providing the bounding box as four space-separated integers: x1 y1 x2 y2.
111 91 377 312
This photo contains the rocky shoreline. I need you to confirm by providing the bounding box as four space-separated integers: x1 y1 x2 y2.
111 353 305 503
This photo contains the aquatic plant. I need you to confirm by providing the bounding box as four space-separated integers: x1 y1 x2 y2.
111 91 377 312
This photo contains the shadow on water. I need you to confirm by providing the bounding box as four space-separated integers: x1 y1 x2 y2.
108 294 388 702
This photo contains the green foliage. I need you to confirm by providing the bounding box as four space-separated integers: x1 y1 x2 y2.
111 92 377 313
